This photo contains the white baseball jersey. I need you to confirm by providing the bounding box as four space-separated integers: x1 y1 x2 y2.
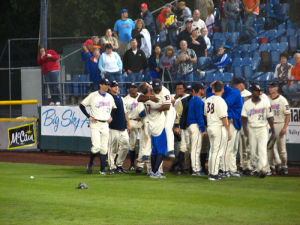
138 100 165 136
269 95 290 123
81 91 116 121
242 98 273 127
204 95 228 127
123 93 141 119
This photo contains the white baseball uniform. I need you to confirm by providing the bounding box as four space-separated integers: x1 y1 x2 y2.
81 91 116 154
154 86 176 152
123 93 143 151
242 97 273 173
205 95 228 176
268 95 290 169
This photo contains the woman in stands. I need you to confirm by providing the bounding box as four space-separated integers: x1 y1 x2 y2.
132 19 152 58
275 52 293 93
100 29 119 51
159 45 177 81
148 45 162 80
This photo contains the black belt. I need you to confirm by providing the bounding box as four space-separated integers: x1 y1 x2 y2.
130 118 139 121
96 120 107 123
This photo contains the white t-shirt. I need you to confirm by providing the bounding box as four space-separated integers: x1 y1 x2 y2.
81 91 116 121
269 95 290 123
138 100 165 136
102 52 120 73
192 19 207 31
204 95 228 127
242 98 273 128
123 93 141 120
203 35 211 49
154 86 176 123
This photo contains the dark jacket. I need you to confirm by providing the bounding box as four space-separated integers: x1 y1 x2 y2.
123 49 148 73
180 95 193 130
176 29 192 48
142 10 156 36
187 36 207 57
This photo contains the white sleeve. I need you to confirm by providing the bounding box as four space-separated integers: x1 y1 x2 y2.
265 100 273 118
217 99 228 118
282 97 290 115
110 95 117 109
122 97 127 113
241 104 247 118
162 88 171 105
81 93 92 107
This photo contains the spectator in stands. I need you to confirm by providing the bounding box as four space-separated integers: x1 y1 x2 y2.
178 1 192 23
132 19 152 58
123 38 148 83
194 0 214 22
149 45 162 79
87 46 101 92
81 39 94 74
91 36 100 45
38 46 61 106
201 27 211 50
140 3 156 43
177 18 193 48
224 0 241 32
101 29 119 51
205 7 215 35
212 45 231 72
157 4 173 47
159 45 177 80
162 7 178 47
219 0 228 32
274 52 292 93
282 52 300 105
188 27 207 58
241 0 259 41
113 9 135 57
192 10 207 32
99 43 123 87
175 40 197 83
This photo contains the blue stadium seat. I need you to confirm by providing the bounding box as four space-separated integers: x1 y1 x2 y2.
241 50 251 58
252 50 260 59
222 72 234 82
242 57 253 66
265 72 274 80
232 57 242 66
270 50 280 65
270 43 279 51
266 30 278 42
278 23 286 31
287 28 296 36
252 57 261 72
281 3 289 16
254 72 264 80
239 44 250 52
233 66 243 78
279 35 288 43
259 43 270 52
205 71 216 84
279 42 288 53
232 49 241 58
289 36 298 52
243 65 253 79
250 43 259 52
288 57 295 65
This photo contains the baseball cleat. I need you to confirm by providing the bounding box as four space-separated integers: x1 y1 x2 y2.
266 171 272 176
283 168 288 175
116 167 127 174
108 169 116 175
167 151 176 159
257 171 266 178
228 172 241 177
99 171 107 175
136 167 143 173
129 166 135 171
149 172 159 178
192 171 204 176
86 165 93 174
156 172 166 179
208 175 218 181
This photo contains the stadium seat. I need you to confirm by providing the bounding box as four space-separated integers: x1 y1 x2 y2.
243 65 253 79
222 72 234 82
289 36 298 52
241 50 251 58
205 71 215 84
279 36 288 43
259 43 270 52
232 49 241 59
270 50 280 66
252 57 261 72
279 42 288 53
277 23 286 31
251 50 260 59
239 44 250 52
250 43 259 52
254 72 264 79
270 43 279 51
233 66 243 78
242 57 252 66
287 28 296 36
265 72 274 80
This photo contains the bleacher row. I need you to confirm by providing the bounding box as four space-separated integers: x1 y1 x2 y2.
201 0 300 90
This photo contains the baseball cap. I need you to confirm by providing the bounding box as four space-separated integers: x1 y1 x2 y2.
241 89 252 97
185 18 193 24
268 80 279 87
192 27 199 32
152 79 162 91
186 85 192 90
84 39 93 46
120 9 128 14
110 80 119 87
249 83 262 92
192 82 205 91
232 77 245 85
129 82 137 88
141 3 148 8
99 78 110 85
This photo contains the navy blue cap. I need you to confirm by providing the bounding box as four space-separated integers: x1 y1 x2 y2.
249 83 261 92
152 79 162 91
129 82 137 88
99 78 110 85
110 80 119 87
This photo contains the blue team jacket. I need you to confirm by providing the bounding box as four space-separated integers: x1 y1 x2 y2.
187 96 206 132
206 86 243 130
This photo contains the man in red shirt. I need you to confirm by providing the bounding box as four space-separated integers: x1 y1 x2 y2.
37 46 61 105
282 52 300 105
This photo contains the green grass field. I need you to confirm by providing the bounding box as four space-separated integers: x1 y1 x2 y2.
0 162 300 225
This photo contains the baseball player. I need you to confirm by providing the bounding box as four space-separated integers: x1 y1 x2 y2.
123 83 143 170
238 89 252 175
107 80 130 174
241 83 275 178
187 83 206 176
206 78 245 177
138 79 176 159
138 82 168 178
79 78 116 175
205 81 231 181
268 81 290 175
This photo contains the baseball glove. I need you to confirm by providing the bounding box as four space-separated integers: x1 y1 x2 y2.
76 182 88 189
267 135 277 150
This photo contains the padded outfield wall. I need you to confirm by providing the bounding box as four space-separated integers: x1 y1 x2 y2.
38 106 300 162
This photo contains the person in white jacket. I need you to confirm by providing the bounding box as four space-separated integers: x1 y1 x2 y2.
132 19 152 58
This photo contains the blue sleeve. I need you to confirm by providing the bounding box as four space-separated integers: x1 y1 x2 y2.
81 52 89 62
139 110 146 118
130 19 135 30
113 20 119 32
206 87 214 98
196 99 206 133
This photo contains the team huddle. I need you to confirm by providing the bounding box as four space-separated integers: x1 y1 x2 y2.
79 77 290 180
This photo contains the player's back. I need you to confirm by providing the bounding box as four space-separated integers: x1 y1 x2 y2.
269 95 290 123
205 95 228 127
